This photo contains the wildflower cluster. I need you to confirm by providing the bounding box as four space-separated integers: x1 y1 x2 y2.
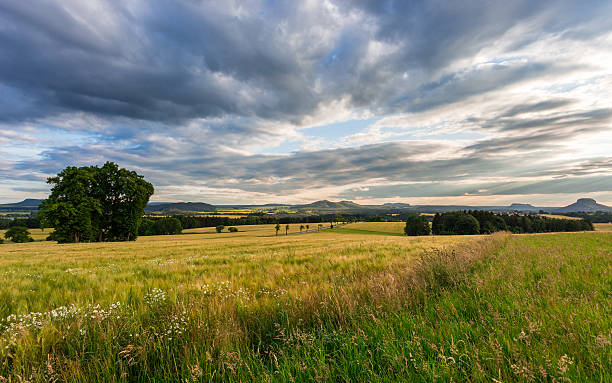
88 302 122 320
1 301 122 347
257 287 288 299
147 258 178 266
200 281 289 302
200 281 252 302
144 288 167 306
157 312 189 341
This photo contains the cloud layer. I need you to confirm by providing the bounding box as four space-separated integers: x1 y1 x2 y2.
1 0 611 204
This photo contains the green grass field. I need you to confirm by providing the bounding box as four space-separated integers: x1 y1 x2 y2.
0 223 610 382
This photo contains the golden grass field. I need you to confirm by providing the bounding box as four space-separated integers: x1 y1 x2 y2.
539 214 582 220
594 222 612 231
0 223 475 316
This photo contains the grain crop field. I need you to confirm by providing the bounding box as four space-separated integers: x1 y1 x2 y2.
594 222 612 231
0 224 610 382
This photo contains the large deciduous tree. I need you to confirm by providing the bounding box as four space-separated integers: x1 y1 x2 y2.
39 162 154 243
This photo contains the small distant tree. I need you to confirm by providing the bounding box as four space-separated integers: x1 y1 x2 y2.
275 223 281 236
300 225 305 232
306 224 310 230
228 227 238 232
404 214 431 236
4 226 33 243
330 221 334 229
318 224 323 230
215 225 225 233
285 224 289 235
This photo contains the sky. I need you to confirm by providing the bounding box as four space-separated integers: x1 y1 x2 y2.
0 0 611 206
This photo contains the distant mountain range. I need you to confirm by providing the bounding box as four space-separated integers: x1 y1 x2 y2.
1 198 611 215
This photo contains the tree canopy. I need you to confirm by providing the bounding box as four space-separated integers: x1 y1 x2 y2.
39 162 154 243
404 214 431 236
139 217 182 236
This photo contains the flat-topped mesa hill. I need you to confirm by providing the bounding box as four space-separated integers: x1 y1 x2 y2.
555 198 612 213
508 203 537 211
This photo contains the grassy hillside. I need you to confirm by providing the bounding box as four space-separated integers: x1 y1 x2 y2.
0 225 610 381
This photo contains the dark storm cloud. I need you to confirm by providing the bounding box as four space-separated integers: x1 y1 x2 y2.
0 1 319 123
1 0 609 124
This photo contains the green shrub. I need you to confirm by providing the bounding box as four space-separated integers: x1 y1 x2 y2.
4 226 33 243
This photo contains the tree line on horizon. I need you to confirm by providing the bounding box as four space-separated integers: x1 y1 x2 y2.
405 211 594 236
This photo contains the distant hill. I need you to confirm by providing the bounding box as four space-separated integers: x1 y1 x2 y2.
554 198 612 213
0 198 44 213
383 202 411 208
144 202 217 214
0 199 44 208
296 200 361 210
508 203 538 211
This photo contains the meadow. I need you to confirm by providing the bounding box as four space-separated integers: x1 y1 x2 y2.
0 223 610 382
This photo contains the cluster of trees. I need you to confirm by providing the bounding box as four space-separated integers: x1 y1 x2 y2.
139 218 182 236
39 162 154 243
430 211 593 235
432 212 481 235
0 216 41 230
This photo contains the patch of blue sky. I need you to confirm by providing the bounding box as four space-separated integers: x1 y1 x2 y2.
483 56 524 65
305 117 381 141
255 141 304 155
2 127 98 160
422 131 484 141
35 127 99 146
1 146 41 161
